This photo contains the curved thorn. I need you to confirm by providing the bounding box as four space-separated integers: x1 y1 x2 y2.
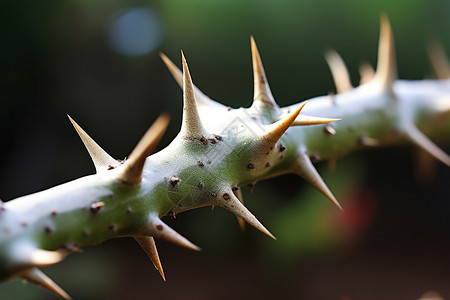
160 53 225 108
250 36 279 109
359 62 375 85
232 188 246 232
118 114 170 185
263 102 306 145
180 51 211 139
20 268 72 300
293 152 343 210
216 187 276 240
143 213 201 251
134 236 166 281
403 125 450 167
68 115 119 173
324 50 353 93
374 14 397 88
427 42 450 79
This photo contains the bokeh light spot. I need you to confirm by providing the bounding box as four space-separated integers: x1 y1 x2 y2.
108 7 163 56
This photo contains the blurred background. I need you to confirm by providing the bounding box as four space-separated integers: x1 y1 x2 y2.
1 0 450 299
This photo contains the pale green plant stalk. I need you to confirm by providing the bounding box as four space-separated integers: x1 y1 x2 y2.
1 17 449 299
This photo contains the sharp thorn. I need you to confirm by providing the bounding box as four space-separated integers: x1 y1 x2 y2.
143 213 201 251
216 187 276 239
293 152 343 210
263 102 306 145
324 49 353 93
68 115 119 173
359 62 375 85
374 14 397 88
403 125 450 167
160 53 183 89
180 51 211 140
118 114 170 185
134 236 166 281
232 188 246 232
427 42 450 79
250 36 279 109
292 114 341 126
20 268 72 300
160 53 224 108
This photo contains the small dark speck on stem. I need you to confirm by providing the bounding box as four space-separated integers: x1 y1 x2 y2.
169 176 181 187
45 225 53 234
90 202 105 214
310 154 321 163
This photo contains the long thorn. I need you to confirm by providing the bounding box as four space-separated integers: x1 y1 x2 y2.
20 268 72 300
135 236 166 281
263 103 306 145
68 116 118 173
404 124 450 167
118 114 170 185
143 214 201 251
160 53 224 108
293 152 343 210
250 36 279 109
375 14 397 88
216 187 276 239
325 50 353 93
180 51 211 139
427 42 450 79
292 114 341 126
232 188 246 232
